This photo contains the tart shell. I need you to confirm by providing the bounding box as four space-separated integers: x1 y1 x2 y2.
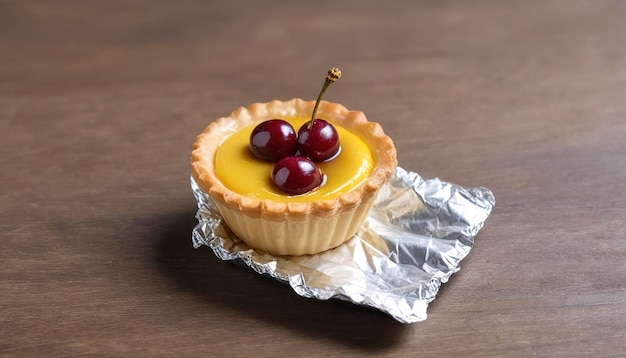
190 98 397 255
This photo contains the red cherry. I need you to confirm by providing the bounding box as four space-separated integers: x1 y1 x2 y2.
249 119 297 161
271 156 323 195
297 119 340 162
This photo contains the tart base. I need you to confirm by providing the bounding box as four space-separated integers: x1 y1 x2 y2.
214 192 377 256
190 98 397 256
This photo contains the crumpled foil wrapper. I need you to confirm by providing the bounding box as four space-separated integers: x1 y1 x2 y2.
191 167 495 324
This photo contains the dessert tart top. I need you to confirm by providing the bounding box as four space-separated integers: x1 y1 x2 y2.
190 98 397 220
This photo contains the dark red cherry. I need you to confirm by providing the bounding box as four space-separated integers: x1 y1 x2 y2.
271 156 323 195
249 119 297 161
297 119 340 162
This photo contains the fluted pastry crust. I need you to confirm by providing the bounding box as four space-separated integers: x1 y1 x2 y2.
190 98 397 255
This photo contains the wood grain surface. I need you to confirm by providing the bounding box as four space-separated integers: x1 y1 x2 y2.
2 1 625 357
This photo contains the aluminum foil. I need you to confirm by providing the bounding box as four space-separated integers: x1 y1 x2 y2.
191 167 495 323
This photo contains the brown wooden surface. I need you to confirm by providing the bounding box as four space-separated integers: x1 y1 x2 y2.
2 1 626 357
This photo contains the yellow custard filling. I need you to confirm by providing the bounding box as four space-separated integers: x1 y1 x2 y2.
215 117 374 203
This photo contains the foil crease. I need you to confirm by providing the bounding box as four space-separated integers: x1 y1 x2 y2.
191 167 495 323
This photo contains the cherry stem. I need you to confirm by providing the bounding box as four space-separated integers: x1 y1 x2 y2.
308 67 341 129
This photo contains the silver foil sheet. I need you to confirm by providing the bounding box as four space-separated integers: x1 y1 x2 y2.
191 167 495 323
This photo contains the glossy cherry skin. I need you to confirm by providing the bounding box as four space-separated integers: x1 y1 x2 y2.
249 119 298 161
297 119 340 162
271 156 323 195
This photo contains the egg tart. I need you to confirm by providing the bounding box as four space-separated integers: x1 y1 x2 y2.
190 98 396 256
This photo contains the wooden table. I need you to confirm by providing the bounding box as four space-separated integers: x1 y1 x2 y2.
2 1 625 356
